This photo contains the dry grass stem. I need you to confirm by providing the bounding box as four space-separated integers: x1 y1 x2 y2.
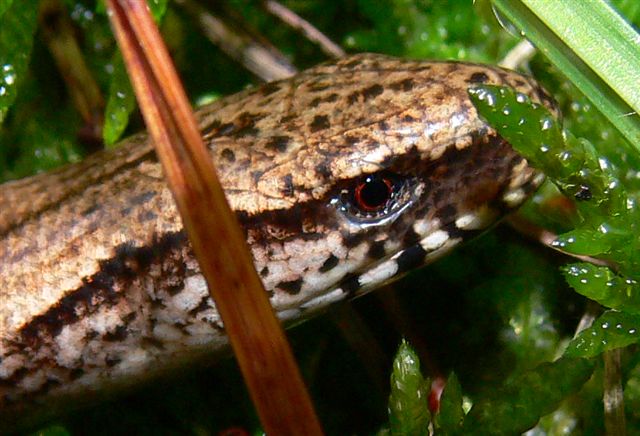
105 1 323 434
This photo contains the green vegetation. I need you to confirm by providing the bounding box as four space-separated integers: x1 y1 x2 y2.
1 0 638 434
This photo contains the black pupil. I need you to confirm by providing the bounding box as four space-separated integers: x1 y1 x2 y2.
359 177 391 209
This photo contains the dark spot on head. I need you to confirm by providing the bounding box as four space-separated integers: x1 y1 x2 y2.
105 356 121 367
310 115 330 132
217 122 236 136
123 312 137 323
261 82 280 96
400 78 415 91
347 92 359 105
103 324 128 342
282 174 294 197
81 204 100 216
341 273 361 295
166 284 183 296
343 58 361 69
368 241 387 260
343 233 365 248
278 279 303 295
402 114 416 123
130 191 155 206
308 82 331 92
319 254 339 273
402 228 420 245
69 368 85 380
515 79 526 87
260 266 269 277
344 135 358 146
324 93 338 103
221 148 235 162
442 221 467 240
189 297 211 316
232 112 261 137
438 204 458 223
251 170 264 184
310 97 322 108
202 119 221 136
316 163 331 179
265 135 291 153
395 244 427 273
362 84 384 100
378 120 389 131
142 337 166 350
138 210 157 222
468 72 489 84
280 114 296 123
391 78 415 91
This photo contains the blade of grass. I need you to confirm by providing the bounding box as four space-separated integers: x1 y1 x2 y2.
105 1 323 434
491 0 640 150
524 0 640 116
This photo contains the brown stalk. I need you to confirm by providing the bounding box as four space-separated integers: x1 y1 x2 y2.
604 348 627 436
105 1 323 434
39 0 104 147
264 0 345 58
176 0 297 82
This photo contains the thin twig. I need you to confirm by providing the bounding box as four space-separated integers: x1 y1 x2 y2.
507 214 618 271
39 0 104 147
604 348 627 436
105 1 323 434
574 300 601 337
176 0 297 82
264 0 345 58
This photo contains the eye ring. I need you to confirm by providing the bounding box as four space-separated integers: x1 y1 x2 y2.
334 171 415 224
353 174 394 212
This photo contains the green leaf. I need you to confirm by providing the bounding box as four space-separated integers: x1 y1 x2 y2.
462 357 594 434
434 373 464 435
552 228 612 256
563 263 640 313
492 0 640 151
470 84 640 277
388 340 430 436
565 311 640 358
0 0 39 124
102 54 136 146
102 0 169 146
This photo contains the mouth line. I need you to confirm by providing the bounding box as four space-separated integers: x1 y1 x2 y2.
274 199 505 324
274 225 468 323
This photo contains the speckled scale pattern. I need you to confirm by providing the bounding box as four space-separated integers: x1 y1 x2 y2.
0 53 556 427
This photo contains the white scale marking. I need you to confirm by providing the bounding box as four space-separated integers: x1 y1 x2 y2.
299 287 346 311
502 188 526 207
419 230 450 251
454 205 496 231
358 259 399 288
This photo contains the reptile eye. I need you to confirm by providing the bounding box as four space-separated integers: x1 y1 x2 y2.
335 172 414 224
354 175 394 212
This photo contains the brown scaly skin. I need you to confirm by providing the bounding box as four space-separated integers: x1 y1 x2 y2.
0 53 557 429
